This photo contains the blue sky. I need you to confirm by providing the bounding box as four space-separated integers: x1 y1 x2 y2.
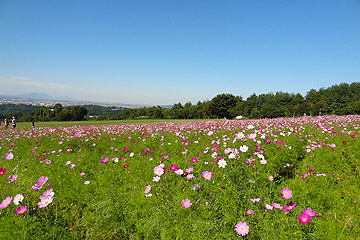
0 0 359 105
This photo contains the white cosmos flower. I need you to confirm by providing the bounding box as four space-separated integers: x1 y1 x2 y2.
13 194 24 205
175 169 184 175
218 159 227 168
153 176 160 182
239 145 248 153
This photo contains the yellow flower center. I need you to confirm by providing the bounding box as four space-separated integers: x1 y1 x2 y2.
284 193 288 196
241 227 244 230
289 206 292 210
302 218 307 222
45 201 48 204
20 210 24 213
40 181 44 184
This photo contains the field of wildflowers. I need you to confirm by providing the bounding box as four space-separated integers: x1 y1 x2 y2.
1 116 359 239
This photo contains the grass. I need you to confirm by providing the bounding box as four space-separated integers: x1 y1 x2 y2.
1 115 359 239
16 119 216 128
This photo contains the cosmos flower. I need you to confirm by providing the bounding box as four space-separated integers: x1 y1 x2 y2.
0 196 12 208
239 145 248 153
246 210 254 215
298 213 311 224
31 176 48 190
38 196 53 208
181 199 192 208
235 221 249 236
3 153 14 160
217 159 227 168
303 208 318 217
153 166 165 176
14 205 27 215
144 185 151 194
152 176 160 182
284 202 297 213
202 171 212 180
0 168 7 176
281 188 292 199
13 194 24 205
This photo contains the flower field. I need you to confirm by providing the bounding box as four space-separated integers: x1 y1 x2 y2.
1 116 359 239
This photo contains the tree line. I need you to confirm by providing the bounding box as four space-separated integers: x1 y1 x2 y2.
102 82 360 120
1 82 359 122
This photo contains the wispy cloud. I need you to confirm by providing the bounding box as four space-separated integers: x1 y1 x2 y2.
0 75 132 103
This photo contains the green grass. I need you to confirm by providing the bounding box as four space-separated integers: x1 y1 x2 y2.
16 119 215 128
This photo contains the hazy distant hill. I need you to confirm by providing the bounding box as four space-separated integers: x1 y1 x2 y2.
18 92 74 101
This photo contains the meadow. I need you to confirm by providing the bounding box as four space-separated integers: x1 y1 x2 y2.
0 116 359 239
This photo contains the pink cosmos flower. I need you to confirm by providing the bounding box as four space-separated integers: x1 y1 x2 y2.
246 210 254 215
38 195 53 208
181 199 192 208
190 157 198 163
80 172 85 176
41 189 55 199
84 181 90 184
129 152 134 157
250 198 261 203
235 221 249 236
303 208 318 217
65 161 71 166
3 153 14 160
153 166 165 176
69 164 76 168
31 176 48 190
298 213 311 224
202 171 212 180
185 167 193 173
281 188 292 199
44 159 51 164
187 174 195 180
14 205 27 215
31 149 36 154
272 202 283 210
265 204 273 211
144 185 151 194
100 157 109 163
7 174 18 184
0 196 12 208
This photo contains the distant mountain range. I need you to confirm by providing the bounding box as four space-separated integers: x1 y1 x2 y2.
0 92 173 108
0 92 75 101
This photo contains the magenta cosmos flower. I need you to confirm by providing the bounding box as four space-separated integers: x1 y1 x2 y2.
0 196 12 208
100 157 109 163
181 199 192 208
168 163 179 171
281 188 292 199
284 202 297 213
202 171 212 180
14 205 27 215
235 221 249 236
0 168 6 176
298 213 311 224
190 157 198 163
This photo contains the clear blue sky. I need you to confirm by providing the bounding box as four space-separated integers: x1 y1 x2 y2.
0 0 359 105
